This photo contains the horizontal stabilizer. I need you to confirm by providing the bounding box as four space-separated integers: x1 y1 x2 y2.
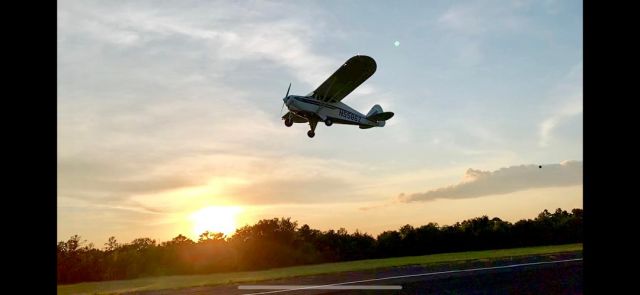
367 111 394 121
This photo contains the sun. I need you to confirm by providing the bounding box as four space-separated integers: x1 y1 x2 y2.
190 206 242 238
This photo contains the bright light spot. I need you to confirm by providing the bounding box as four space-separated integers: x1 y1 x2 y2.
190 206 243 238
394 41 400 47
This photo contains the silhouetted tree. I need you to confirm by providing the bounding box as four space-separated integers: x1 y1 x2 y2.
376 230 402 257
104 236 119 251
57 208 583 284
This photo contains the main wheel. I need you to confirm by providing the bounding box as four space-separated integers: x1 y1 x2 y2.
284 119 293 127
307 130 315 138
325 118 333 126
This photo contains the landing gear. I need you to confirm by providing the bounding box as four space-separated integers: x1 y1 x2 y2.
307 119 318 138
325 118 333 126
284 118 293 127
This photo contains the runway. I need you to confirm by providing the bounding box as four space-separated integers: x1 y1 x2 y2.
134 252 582 294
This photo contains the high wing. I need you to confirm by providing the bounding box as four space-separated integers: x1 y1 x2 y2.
282 111 309 123
309 55 376 103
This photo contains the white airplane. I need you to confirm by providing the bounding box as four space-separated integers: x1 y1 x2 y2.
280 55 394 138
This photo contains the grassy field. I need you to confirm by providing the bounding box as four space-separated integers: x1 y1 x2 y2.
58 243 582 294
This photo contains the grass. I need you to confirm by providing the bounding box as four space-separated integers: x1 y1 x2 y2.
58 243 582 294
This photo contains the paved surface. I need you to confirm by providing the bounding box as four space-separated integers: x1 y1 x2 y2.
132 252 582 295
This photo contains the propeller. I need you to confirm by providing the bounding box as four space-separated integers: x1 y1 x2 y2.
280 83 291 116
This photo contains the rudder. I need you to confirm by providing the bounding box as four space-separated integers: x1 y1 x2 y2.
366 104 384 117
365 104 393 128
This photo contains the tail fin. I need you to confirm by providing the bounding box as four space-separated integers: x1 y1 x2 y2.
366 104 384 117
365 104 394 127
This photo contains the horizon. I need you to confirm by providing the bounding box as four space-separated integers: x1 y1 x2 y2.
62 206 582 245
58 0 583 245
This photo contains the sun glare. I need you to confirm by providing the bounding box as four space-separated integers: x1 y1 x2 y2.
190 206 242 238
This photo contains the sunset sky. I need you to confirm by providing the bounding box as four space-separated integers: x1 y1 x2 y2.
58 0 582 244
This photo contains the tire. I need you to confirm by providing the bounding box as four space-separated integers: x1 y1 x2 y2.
325 119 333 126
284 119 293 127
307 130 315 138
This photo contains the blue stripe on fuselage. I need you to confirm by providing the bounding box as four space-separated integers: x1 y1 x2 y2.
293 97 367 124
295 97 364 116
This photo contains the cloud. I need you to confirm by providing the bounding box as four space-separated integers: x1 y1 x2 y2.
228 177 354 205
60 174 200 195
438 3 485 35
359 199 399 211
398 160 582 202
538 62 582 147
57 1 584 243
58 1 339 89
57 1 342 211
435 1 535 68
437 1 528 35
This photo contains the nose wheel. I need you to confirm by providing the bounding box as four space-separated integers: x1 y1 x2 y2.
307 130 315 138
284 118 293 127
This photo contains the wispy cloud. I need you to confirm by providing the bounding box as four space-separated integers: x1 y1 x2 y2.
358 199 400 211
538 62 582 147
437 1 528 35
229 177 354 205
57 1 583 243
61 1 338 88
435 0 533 68
57 1 340 204
398 161 582 202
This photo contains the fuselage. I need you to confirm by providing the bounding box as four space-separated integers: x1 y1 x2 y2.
284 95 381 127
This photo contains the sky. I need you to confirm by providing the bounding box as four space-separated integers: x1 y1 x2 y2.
58 0 583 245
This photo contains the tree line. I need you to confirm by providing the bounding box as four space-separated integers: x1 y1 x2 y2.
57 208 582 284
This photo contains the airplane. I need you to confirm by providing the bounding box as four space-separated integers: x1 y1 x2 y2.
280 55 394 138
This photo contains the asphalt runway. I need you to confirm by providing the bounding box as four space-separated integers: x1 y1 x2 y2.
134 252 582 295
